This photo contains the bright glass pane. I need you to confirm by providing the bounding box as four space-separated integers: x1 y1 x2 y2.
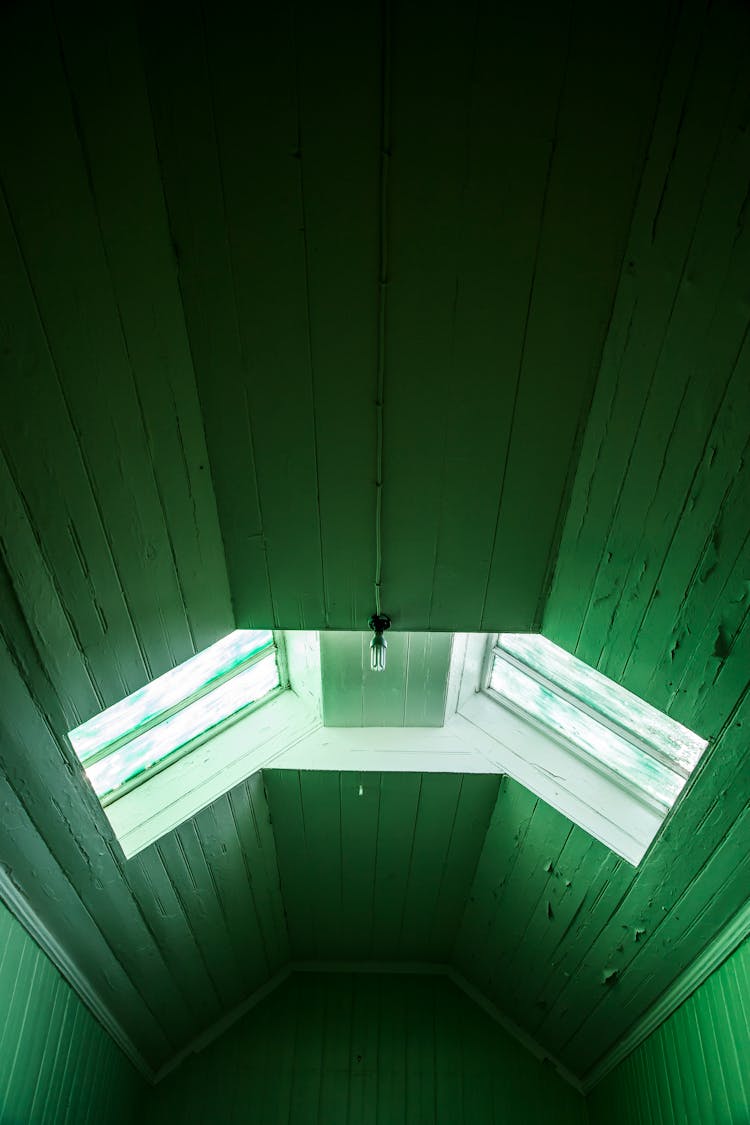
69 629 273 764
85 651 279 798
497 633 706 773
490 655 685 808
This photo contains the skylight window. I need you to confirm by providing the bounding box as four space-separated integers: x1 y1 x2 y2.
489 634 708 811
68 630 281 803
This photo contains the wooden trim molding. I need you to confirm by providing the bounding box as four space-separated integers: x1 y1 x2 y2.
0 865 155 1084
151 959 583 1093
581 898 750 1092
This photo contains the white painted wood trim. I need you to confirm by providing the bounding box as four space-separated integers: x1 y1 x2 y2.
271 723 496 773
0 866 154 1083
581 899 750 1093
106 690 321 858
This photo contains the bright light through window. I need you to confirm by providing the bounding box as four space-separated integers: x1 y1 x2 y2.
68 630 280 801
490 634 708 810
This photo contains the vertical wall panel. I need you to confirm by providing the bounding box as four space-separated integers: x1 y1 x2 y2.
588 938 750 1124
145 972 587 1124
0 898 144 1124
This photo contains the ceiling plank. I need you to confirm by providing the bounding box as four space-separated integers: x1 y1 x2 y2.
0 2 203 687
397 774 468 959
562 805 750 1075
262 770 313 954
52 0 234 656
381 0 481 628
125 847 223 1034
339 772 382 958
291 0 382 629
319 631 452 727
544 0 748 676
425 0 572 631
480 0 678 632
369 772 423 958
227 774 291 974
453 777 539 983
0 194 148 709
0 609 193 1062
154 821 247 1015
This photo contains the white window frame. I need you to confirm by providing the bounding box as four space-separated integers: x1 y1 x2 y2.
447 634 673 865
97 632 322 859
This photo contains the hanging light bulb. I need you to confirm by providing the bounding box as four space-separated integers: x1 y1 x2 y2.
368 614 391 672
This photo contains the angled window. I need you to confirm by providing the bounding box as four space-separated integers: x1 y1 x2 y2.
68 630 282 804
488 633 708 813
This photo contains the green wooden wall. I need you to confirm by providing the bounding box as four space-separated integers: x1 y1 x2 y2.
145 972 587 1124
588 938 750 1124
0 897 144 1124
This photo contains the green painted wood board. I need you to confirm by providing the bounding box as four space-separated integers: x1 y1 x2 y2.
265 770 500 962
319 631 452 726
144 972 588 1124
0 898 144 1124
588 938 750 1124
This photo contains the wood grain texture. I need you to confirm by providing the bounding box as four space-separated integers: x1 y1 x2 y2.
0 0 748 1089
319 631 452 726
144 972 588 1123
0 898 144 1124
588 938 750 1123
265 770 499 962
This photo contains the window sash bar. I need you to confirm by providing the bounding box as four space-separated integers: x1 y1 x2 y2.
82 637 277 770
489 644 692 782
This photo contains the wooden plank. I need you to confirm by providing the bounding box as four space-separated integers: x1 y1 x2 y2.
534 705 750 1059
319 632 366 726
52 0 234 654
397 774 465 959
290 0 381 629
622 343 750 728
297 771 345 958
569 16 750 689
543 0 743 658
482 0 677 632
192 796 270 994
155 819 246 1013
0 456 101 728
0 769 170 1068
370 773 422 958
0 620 193 1060
320 631 453 726
426 0 571 631
467 800 574 1005
134 0 271 627
452 778 540 986
154 0 326 628
381 0 480 628
340 772 382 958
427 775 500 960
480 808 576 990
402 632 452 726
362 633 419 728
528 852 632 1038
0 194 148 708
501 830 610 1028
0 2 201 683
262 770 313 955
228 773 290 972
126 846 222 1031
562 806 750 1073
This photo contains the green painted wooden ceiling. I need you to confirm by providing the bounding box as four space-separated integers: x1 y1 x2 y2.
0 0 748 1091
